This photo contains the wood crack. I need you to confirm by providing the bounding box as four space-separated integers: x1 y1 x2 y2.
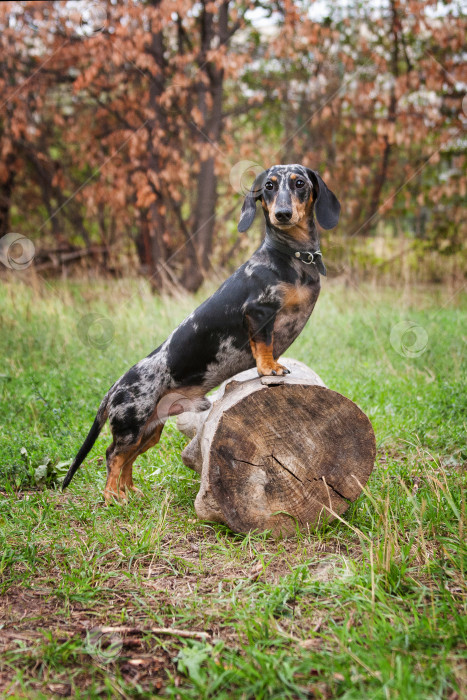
233 458 263 468
308 476 352 502
271 454 303 484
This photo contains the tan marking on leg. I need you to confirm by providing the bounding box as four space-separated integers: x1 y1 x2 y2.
104 451 137 504
120 450 139 493
104 422 165 503
125 423 165 496
255 340 289 376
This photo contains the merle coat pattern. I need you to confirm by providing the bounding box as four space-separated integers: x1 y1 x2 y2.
62 164 340 502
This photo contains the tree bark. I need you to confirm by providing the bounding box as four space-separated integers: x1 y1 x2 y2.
0 158 15 238
359 0 399 236
135 6 169 291
185 1 228 286
177 359 375 536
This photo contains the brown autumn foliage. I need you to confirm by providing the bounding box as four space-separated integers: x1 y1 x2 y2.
0 0 465 290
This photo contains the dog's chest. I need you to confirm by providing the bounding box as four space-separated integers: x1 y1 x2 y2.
273 281 319 355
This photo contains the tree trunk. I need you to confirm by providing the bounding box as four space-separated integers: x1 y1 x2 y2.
135 7 169 291
0 164 14 238
177 359 376 536
136 212 169 291
185 1 227 286
192 155 218 272
359 0 399 236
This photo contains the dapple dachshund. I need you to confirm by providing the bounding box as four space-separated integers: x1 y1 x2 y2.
62 164 340 502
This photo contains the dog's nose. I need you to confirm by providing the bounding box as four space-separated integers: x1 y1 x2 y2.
275 209 292 223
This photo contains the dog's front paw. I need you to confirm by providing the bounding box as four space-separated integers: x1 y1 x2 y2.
257 361 290 377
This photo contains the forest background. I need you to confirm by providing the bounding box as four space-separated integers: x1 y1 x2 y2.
1 0 465 291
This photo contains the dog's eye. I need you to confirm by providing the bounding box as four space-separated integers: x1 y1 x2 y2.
296 179 305 188
265 181 274 191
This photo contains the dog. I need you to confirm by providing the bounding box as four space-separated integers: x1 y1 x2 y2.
62 164 340 502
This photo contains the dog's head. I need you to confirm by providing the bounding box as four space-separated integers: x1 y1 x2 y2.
238 164 340 235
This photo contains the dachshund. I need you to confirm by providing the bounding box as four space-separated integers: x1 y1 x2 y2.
62 164 340 502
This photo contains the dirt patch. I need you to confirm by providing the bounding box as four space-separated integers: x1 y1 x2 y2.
0 587 177 696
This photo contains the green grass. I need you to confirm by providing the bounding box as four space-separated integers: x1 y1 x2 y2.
0 277 465 698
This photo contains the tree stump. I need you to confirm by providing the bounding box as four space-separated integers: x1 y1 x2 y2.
177 359 375 536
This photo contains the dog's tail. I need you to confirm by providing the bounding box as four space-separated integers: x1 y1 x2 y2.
62 396 109 490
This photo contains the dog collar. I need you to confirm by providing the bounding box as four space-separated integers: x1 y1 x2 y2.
265 238 327 276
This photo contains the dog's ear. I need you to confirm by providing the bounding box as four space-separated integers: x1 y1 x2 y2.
238 170 268 232
306 170 341 230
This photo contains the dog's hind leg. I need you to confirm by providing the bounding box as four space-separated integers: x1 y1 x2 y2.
104 444 138 503
122 424 165 495
103 386 210 503
104 424 165 503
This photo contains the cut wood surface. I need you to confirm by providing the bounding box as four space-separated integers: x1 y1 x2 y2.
177 358 375 536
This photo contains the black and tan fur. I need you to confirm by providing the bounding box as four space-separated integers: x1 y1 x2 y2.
62 164 340 502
